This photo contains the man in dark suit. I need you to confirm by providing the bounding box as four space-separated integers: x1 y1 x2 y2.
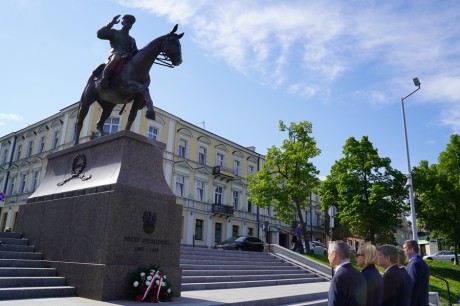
404 240 430 306
327 240 366 306
377 244 412 306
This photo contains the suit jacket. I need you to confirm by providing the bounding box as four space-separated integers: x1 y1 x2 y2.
361 264 383 306
328 263 367 306
382 265 412 306
407 254 430 306
400 267 413 306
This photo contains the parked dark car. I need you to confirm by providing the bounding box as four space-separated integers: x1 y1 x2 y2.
214 236 265 252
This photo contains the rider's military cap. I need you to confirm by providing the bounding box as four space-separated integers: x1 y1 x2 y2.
122 14 136 23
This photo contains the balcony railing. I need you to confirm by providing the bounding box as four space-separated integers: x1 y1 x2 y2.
211 203 234 218
212 165 235 181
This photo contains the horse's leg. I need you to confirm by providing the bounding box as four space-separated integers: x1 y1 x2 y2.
143 88 155 120
96 101 116 136
125 98 141 131
75 81 97 145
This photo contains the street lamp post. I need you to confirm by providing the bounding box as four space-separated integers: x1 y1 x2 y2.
401 77 421 241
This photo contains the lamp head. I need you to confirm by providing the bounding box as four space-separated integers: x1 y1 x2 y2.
413 78 421 87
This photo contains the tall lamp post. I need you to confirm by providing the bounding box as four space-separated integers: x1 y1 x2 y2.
401 77 421 241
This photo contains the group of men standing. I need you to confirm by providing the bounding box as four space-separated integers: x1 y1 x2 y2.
327 239 430 306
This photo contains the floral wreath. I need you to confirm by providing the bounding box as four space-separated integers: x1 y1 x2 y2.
128 264 173 303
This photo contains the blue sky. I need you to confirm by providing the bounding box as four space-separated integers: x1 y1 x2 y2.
1 0 460 178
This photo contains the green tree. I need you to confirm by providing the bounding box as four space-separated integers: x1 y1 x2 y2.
247 121 321 251
320 136 407 244
412 134 460 264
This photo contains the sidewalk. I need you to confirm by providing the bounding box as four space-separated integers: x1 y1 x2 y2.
0 282 331 306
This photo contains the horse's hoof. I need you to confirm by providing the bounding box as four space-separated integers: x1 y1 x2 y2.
145 110 155 120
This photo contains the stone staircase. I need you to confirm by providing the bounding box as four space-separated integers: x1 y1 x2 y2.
0 232 75 300
180 245 328 291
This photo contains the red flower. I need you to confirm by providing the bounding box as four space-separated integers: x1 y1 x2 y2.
141 286 147 293
151 296 158 303
135 294 143 302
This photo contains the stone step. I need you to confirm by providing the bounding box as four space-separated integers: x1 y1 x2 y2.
0 286 75 300
180 263 298 270
180 249 269 257
181 264 301 271
0 251 43 260
182 272 318 283
0 267 57 277
0 232 23 239
0 276 67 288
182 269 308 276
0 258 48 268
180 253 278 261
0 237 29 245
0 244 35 253
180 258 290 266
181 276 325 291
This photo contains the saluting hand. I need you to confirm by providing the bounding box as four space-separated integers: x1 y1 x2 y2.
111 15 121 24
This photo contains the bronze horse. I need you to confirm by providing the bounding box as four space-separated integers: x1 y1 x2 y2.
74 25 184 145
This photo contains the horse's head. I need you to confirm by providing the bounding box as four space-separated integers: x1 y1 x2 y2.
162 24 184 67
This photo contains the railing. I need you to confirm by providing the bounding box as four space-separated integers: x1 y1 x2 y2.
431 274 451 306
211 203 234 218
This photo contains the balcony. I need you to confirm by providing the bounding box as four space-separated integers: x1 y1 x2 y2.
211 203 234 218
212 165 235 182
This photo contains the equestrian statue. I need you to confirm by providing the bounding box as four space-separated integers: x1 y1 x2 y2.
74 15 184 145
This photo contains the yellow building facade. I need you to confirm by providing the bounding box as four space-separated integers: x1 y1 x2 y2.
1 103 329 248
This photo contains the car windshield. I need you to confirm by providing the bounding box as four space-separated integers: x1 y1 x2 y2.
234 236 246 242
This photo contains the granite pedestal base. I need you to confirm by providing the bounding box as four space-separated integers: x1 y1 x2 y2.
15 131 182 301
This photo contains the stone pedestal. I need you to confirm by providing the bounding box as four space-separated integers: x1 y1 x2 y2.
15 131 182 301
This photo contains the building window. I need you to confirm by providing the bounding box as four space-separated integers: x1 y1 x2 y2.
178 139 187 158
31 171 40 192
19 174 27 193
316 213 321 227
234 160 241 176
27 140 33 157
15 145 22 161
248 200 252 213
196 180 204 202
198 146 207 165
195 219 203 240
103 117 120 135
214 186 223 204
214 223 222 243
248 164 255 175
248 227 253 236
39 135 46 153
232 190 240 210
175 175 185 197
1 149 8 164
148 126 158 140
52 130 60 149
7 177 16 195
216 153 225 166
232 225 239 237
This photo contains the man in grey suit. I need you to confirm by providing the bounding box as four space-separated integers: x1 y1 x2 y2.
327 240 366 306
404 240 430 306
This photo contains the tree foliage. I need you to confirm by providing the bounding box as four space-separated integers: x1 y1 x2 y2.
412 134 460 263
247 121 321 248
319 136 407 244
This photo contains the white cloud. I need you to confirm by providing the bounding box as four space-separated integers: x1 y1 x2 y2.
121 0 460 131
0 114 22 121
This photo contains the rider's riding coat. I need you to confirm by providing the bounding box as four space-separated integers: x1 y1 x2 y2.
97 24 138 81
97 26 138 56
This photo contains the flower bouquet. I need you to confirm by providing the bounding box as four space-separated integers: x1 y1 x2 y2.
128 264 173 303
